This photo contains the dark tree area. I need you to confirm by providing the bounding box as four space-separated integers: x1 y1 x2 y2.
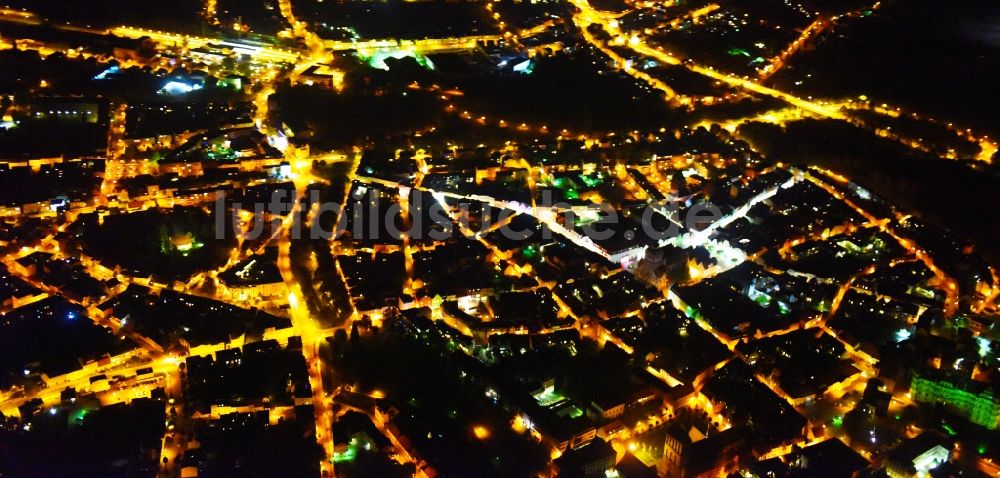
78 207 236 279
269 69 440 150
770 0 1000 136
737 119 1000 260
328 317 551 477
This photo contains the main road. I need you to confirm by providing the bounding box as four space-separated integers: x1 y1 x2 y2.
568 0 846 120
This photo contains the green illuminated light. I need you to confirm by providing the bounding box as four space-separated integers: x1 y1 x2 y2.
777 301 790 315
532 385 566 407
522 245 538 259
911 373 1000 430
578 173 603 188
333 444 358 463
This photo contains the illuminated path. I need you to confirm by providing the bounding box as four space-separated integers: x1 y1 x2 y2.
328 35 503 55
353 174 612 260
110 26 499 60
577 18 681 102
276 188 336 477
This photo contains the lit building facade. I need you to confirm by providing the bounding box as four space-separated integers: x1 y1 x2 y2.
910 371 999 430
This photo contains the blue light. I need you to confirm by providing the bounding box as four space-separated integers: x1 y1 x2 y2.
894 328 911 343
92 65 120 80
160 80 203 95
513 59 535 74
277 163 292 179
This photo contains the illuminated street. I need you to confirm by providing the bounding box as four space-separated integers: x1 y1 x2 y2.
0 0 998 477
